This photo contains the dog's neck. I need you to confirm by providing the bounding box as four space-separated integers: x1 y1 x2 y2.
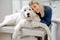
25 16 40 22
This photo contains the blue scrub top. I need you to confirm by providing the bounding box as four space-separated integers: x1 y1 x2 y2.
36 6 52 26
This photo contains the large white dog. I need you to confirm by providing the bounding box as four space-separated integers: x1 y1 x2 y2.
0 5 52 40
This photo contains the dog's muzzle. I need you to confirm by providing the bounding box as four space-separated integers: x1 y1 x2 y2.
27 13 30 17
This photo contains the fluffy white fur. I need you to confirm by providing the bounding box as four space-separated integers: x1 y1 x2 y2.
0 5 52 40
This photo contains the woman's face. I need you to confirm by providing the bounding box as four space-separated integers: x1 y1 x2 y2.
31 4 40 13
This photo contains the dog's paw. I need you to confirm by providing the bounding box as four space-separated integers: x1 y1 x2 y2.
12 32 20 40
12 33 17 40
12 31 22 40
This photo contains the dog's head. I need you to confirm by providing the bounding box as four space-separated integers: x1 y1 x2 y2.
21 5 37 18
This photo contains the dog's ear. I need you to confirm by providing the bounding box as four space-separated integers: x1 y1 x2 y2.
20 9 24 13
20 9 25 17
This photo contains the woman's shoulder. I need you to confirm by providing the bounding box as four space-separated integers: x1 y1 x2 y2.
43 6 52 15
44 6 52 12
43 6 52 18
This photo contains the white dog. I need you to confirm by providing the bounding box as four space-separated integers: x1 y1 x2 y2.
0 5 52 40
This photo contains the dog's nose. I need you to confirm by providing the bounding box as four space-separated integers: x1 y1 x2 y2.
27 13 30 15
27 13 30 17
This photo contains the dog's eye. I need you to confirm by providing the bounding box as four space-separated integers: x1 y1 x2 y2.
24 9 26 11
29 9 31 10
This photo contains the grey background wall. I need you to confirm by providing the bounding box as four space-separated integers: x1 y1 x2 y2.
0 0 12 22
12 0 20 13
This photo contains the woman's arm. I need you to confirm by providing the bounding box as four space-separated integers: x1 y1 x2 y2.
40 6 52 26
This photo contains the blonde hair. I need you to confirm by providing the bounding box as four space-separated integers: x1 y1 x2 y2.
29 0 44 17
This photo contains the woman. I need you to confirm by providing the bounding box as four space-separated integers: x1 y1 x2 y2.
29 0 52 27
29 0 53 40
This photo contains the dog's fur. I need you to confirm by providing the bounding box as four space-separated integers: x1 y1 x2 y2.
0 5 52 40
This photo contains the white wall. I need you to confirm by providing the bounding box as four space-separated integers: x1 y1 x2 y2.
12 0 20 13
51 1 60 40
0 0 12 22
20 0 31 9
